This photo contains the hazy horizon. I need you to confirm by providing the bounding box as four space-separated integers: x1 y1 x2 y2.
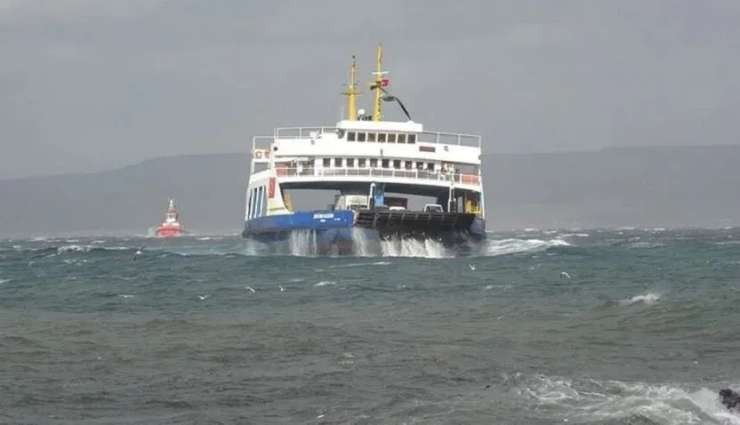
3 142 738 182
1 145 739 238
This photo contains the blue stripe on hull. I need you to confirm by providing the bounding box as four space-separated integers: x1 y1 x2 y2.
244 210 354 235
241 213 485 256
242 210 486 243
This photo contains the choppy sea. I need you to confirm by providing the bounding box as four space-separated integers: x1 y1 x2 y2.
1 228 739 424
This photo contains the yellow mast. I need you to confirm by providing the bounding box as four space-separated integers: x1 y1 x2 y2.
342 55 360 121
372 44 385 122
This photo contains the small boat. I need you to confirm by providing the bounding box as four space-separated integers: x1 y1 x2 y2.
155 199 184 238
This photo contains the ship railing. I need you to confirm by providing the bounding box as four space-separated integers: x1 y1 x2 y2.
416 131 481 147
273 127 339 139
270 127 481 147
274 167 481 186
252 136 274 154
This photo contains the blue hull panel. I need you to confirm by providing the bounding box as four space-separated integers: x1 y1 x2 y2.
242 212 485 255
243 211 484 241
244 210 354 235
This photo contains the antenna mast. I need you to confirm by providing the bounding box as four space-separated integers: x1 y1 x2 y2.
342 55 360 120
372 44 387 122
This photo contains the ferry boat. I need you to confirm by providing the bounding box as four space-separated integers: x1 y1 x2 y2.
155 199 184 238
242 46 485 253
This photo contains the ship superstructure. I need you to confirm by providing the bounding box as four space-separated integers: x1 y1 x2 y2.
155 199 184 238
242 46 485 252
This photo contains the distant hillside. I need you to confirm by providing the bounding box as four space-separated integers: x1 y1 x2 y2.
0 154 250 237
1 146 739 237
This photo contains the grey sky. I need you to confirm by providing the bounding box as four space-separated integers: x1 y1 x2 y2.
2 1 740 178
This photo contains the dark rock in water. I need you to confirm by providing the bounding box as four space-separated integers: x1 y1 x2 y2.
720 388 740 410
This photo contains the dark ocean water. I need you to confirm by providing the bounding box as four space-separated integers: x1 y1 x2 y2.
1 228 740 425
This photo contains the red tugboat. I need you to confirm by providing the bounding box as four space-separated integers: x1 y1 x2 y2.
155 199 185 238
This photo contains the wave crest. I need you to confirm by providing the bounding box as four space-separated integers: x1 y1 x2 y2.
484 238 570 257
515 374 740 425
620 292 661 306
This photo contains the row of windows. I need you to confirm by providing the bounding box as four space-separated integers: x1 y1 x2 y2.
322 157 435 171
247 185 267 219
345 131 416 144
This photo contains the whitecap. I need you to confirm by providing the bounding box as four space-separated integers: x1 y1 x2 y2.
560 233 590 238
628 241 665 249
484 238 570 257
0 279 10 284
57 244 90 253
620 292 661 306
118 294 135 299
314 281 337 287
520 374 740 425
714 240 740 246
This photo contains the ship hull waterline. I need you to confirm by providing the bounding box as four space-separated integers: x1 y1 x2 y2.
241 210 485 255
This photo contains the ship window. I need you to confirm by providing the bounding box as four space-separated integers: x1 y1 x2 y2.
388 133 397 143
368 132 376 142
249 188 257 219
334 157 343 167
261 186 267 217
393 160 401 169
382 159 390 168
347 158 355 167
357 132 366 142
408 134 416 144
358 158 366 167
427 163 435 171
247 194 252 219
347 132 356 142
398 134 406 144
255 187 262 218
370 158 378 167
255 186 262 217
323 158 331 167
416 161 424 169
378 133 386 143
404 161 412 170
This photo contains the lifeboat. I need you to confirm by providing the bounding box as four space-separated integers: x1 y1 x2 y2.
155 199 184 238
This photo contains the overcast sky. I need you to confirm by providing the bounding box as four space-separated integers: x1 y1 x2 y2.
2 1 739 178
